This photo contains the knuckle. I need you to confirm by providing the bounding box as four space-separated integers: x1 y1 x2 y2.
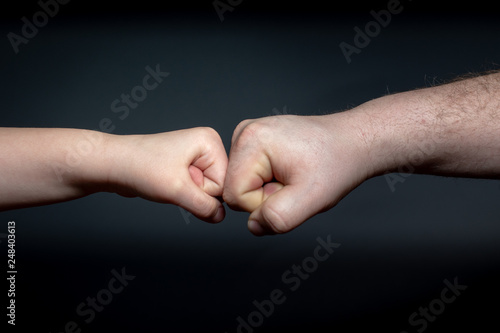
233 119 252 138
233 121 267 148
222 188 251 212
222 189 234 206
169 177 184 196
196 127 221 142
232 120 261 144
222 189 241 211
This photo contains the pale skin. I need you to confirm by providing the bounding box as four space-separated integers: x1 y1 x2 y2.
0 127 227 223
1 72 499 234
223 71 500 235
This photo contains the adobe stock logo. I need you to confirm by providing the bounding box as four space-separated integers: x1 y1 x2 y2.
50 267 135 333
225 235 340 333
50 64 169 183
7 0 70 54
400 277 467 333
339 0 410 64
213 0 243 22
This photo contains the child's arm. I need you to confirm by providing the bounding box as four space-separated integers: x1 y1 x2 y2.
0 127 227 222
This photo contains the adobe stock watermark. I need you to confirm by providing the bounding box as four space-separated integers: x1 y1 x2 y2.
400 276 467 333
51 64 170 182
225 235 340 333
7 0 70 54
383 108 463 192
213 0 243 22
271 105 290 116
179 206 193 225
50 267 135 333
108 64 170 128
339 0 411 64
179 105 290 225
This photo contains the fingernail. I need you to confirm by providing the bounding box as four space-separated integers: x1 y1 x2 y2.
248 219 265 236
213 205 225 223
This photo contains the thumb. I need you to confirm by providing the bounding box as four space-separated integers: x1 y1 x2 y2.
247 183 324 236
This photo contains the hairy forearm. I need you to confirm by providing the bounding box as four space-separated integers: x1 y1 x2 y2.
350 71 500 179
0 128 112 210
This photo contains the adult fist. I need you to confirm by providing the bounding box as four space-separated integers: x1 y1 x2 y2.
107 127 227 223
223 113 375 235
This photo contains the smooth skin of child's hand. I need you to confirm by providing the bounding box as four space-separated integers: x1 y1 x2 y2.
0 127 227 223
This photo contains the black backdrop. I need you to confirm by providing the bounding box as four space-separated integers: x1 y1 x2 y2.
1 1 500 332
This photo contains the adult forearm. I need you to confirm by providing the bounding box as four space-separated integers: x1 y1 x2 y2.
352 72 500 179
224 71 500 235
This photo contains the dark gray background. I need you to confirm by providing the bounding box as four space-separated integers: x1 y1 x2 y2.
1 1 499 332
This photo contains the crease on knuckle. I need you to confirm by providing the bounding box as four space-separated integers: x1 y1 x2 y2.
233 120 252 139
233 121 268 149
222 190 236 207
